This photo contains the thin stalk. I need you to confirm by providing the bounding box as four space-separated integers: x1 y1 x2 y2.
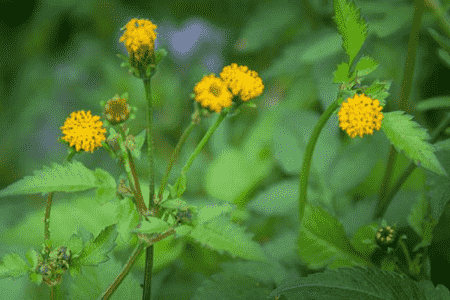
375 0 424 220
44 149 76 248
100 241 146 300
180 110 228 176
298 100 339 226
157 121 197 203
143 77 156 208
116 129 148 216
424 0 450 38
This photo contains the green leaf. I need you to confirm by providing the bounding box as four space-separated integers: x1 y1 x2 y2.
354 56 378 77
192 268 273 300
115 197 140 243
174 174 187 197
333 62 350 83
93 168 117 204
0 253 29 279
189 215 267 262
0 160 98 197
364 79 392 106
66 233 84 257
415 96 450 111
298 204 369 269
197 202 236 225
76 224 118 266
408 194 436 251
30 272 43 285
25 249 40 271
437 48 450 69
174 225 193 238
129 129 146 160
132 217 171 235
333 0 368 66
350 222 378 259
269 266 450 299
381 111 447 176
298 32 343 64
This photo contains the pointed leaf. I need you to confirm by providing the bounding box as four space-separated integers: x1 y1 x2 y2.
298 204 369 269
333 0 368 66
269 266 450 299
76 224 118 266
381 111 447 176
333 62 350 83
415 96 450 111
189 215 267 262
129 129 146 160
354 56 378 77
0 253 29 279
93 168 117 204
26 249 40 271
0 160 97 197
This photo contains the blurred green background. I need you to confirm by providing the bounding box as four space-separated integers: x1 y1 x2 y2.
2 0 450 298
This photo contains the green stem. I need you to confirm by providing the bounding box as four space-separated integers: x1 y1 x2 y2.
157 121 197 203
298 100 339 226
374 113 450 219
180 110 228 176
44 149 76 249
100 241 146 300
143 78 156 208
398 239 413 274
375 0 424 220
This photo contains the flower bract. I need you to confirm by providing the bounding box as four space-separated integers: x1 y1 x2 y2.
220 63 264 101
338 93 384 138
193 74 233 113
104 95 131 125
60 110 107 153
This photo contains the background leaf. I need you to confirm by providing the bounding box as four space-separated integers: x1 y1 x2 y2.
75 224 118 267
0 253 29 279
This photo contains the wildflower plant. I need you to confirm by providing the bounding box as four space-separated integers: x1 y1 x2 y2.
2 0 450 299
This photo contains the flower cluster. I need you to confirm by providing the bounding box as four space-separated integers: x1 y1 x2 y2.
375 225 398 251
338 93 384 138
36 246 71 286
193 63 264 113
60 110 107 153
119 18 158 68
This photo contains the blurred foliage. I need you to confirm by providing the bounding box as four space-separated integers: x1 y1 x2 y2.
2 0 450 299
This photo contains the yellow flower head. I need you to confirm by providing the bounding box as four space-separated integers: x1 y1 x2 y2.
220 63 264 102
60 110 107 153
193 74 233 113
119 18 158 64
338 93 384 138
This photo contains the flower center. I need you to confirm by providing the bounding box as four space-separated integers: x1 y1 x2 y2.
209 84 221 96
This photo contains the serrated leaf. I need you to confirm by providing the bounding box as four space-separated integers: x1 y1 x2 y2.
132 217 171 235
192 268 272 300
0 160 97 197
160 198 189 210
298 204 369 269
30 272 43 285
354 56 378 77
189 215 267 262
76 224 118 266
381 111 447 176
333 62 350 83
364 79 392 106
333 0 368 66
0 253 29 279
415 96 450 111
174 224 193 238
269 266 450 299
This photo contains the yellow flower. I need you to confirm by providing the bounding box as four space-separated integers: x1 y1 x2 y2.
220 63 264 101
193 74 233 113
60 110 107 153
119 18 158 65
338 93 384 138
